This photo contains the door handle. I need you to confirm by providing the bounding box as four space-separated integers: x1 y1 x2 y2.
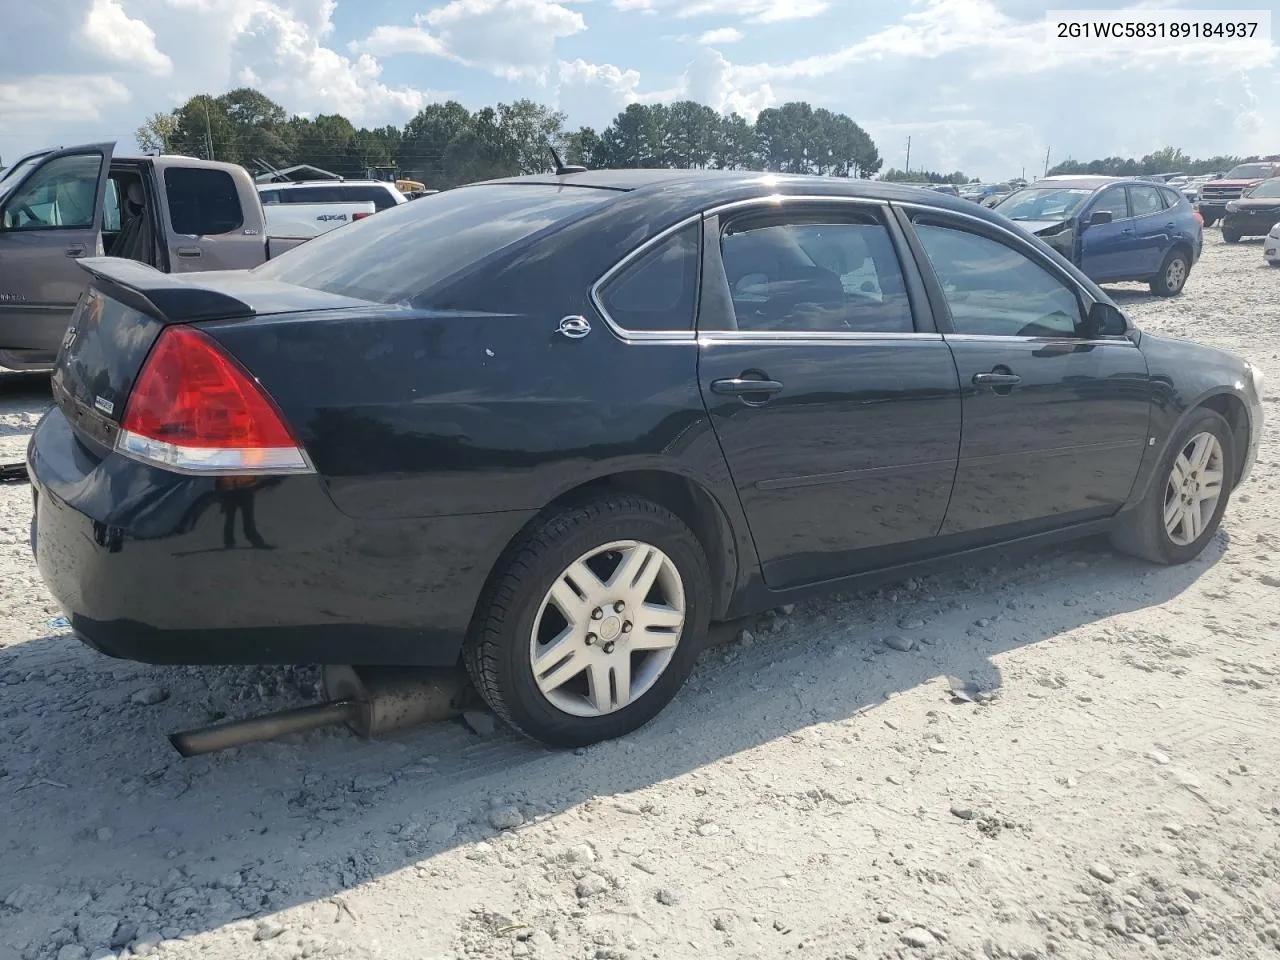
1121 228 1134 234
64 244 85 258
972 372 1022 388
176 246 202 258
711 377 784 398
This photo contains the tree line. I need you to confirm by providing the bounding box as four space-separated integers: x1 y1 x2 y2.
1047 145 1272 178
134 88 884 188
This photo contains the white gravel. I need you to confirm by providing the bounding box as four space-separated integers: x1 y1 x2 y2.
2 235 1279 960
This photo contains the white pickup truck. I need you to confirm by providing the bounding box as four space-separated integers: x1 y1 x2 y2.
0 141 380 370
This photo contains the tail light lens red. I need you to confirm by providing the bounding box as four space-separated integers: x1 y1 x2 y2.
352 212 372 220
117 326 312 475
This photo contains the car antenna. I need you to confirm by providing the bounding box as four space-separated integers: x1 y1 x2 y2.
548 142 587 176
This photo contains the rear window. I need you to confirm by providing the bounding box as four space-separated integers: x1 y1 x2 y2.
254 184 614 304
165 167 243 235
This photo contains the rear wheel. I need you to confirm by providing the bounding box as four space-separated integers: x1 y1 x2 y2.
463 496 711 747
1201 215 1217 228
1149 249 1190 296
1222 226 1242 243
1110 409 1234 565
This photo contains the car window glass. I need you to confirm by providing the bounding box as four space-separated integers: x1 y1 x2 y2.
1249 178 1280 199
349 186 396 211
255 183 613 305
259 190 281 205
165 168 244 235
1160 187 1184 207
1090 188 1129 222
913 221 1083 338
719 215 914 333
103 179 122 232
1 153 102 230
597 223 699 332
1129 185 1165 217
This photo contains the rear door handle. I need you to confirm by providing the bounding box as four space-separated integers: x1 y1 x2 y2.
711 377 785 397
64 244 85 257
972 373 1022 388
176 246 202 258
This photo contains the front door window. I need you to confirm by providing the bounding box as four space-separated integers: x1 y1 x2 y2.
0 153 104 230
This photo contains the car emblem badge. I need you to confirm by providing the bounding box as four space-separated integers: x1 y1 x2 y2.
557 316 591 339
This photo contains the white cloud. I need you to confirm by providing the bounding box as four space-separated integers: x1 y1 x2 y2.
80 0 173 75
697 27 743 45
0 75 132 126
613 0 827 24
555 59 644 126
354 0 586 81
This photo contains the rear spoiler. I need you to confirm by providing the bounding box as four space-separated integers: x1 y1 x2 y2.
77 257 256 323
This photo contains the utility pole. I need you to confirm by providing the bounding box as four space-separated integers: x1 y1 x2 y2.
202 100 215 161
1043 146 1051 177
905 136 911 174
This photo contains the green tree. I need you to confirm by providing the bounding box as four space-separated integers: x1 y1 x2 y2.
713 113 756 169
665 101 720 169
169 95 237 162
597 104 669 168
496 99 568 174
135 111 178 153
401 100 475 185
564 126 602 167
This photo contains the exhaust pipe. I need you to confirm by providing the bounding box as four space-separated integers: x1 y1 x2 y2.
168 665 474 757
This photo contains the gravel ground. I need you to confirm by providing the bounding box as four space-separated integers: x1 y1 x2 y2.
2 236 1279 960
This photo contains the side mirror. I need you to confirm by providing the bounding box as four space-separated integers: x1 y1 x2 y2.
1087 210 1114 226
1084 301 1128 338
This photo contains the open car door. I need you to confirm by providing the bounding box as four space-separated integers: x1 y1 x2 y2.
0 141 115 366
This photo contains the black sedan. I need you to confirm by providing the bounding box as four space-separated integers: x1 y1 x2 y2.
1222 177 1280 243
28 170 1264 747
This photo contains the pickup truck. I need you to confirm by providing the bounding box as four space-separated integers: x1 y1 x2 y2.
1196 161 1280 228
0 141 370 371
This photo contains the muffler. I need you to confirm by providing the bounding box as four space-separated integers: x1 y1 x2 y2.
168 665 474 757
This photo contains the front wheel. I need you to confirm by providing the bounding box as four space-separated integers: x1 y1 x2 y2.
1201 215 1217 228
1149 249 1190 296
1223 227 1242 244
1110 409 1234 565
464 495 711 747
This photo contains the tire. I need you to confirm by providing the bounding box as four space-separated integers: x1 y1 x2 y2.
1201 216 1217 228
1149 248 1190 296
463 495 712 748
1222 227 1242 244
1110 408 1235 565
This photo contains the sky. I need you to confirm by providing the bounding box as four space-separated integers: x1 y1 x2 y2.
0 0 1277 180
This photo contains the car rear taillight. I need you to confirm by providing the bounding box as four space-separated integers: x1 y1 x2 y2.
353 212 372 220
116 326 312 475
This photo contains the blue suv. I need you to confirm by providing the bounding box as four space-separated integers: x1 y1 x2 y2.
994 176 1203 296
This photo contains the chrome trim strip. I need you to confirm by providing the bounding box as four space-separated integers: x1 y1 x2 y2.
698 331 943 344
942 333 1137 347
589 213 703 343
704 193 886 218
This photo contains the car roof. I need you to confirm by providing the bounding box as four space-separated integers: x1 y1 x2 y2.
472 167 995 212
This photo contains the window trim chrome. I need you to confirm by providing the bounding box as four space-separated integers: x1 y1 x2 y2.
589 213 703 342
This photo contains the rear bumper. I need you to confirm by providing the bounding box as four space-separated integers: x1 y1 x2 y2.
27 408 533 666
1197 201 1229 218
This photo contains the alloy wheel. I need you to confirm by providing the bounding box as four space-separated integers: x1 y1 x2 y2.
1165 257 1187 292
529 540 686 717
1163 431 1225 546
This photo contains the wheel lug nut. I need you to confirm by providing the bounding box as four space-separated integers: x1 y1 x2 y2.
591 608 603 620
585 633 596 645
613 601 626 613
602 641 615 654
622 621 632 634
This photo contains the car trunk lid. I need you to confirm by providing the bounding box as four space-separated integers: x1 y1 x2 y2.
51 257 368 455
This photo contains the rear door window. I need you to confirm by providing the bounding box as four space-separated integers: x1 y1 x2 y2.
1128 184 1166 217
596 223 699 332
164 167 244 235
346 186 397 211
